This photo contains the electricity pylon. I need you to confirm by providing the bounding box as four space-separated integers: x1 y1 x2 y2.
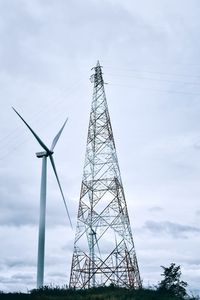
69 61 141 289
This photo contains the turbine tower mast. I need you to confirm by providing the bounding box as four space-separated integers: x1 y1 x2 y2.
69 61 142 289
37 152 47 288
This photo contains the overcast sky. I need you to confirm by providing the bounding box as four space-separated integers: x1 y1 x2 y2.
0 0 200 295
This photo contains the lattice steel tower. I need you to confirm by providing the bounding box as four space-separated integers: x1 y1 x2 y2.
69 61 141 289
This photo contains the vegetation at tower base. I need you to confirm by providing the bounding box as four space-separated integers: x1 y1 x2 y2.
1 263 198 299
158 263 188 298
0 285 199 300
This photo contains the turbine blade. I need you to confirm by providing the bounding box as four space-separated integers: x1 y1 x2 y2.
50 118 68 151
12 107 50 153
49 155 73 229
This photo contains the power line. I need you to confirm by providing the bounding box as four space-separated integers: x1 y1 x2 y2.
109 83 200 96
107 72 200 86
105 66 200 80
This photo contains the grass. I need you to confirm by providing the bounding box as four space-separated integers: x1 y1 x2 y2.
0 285 199 300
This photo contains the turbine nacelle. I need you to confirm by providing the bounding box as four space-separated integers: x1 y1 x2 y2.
36 151 54 158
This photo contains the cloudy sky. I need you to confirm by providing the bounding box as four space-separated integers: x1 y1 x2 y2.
0 0 200 295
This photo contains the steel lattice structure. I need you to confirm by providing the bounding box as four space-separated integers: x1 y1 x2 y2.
69 61 141 289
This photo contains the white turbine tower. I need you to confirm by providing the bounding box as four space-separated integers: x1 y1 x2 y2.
13 107 73 288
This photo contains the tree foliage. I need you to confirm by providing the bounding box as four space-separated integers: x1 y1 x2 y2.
158 263 188 298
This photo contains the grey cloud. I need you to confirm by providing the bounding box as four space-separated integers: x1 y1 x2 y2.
0 274 34 285
0 1 43 76
47 271 67 278
0 276 15 284
0 258 35 269
0 170 76 227
0 174 38 226
0 0 170 84
61 242 74 252
148 206 163 212
183 259 200 266
11 273 33 281
143 220 200 239
47 271 67 283
193 140 200 150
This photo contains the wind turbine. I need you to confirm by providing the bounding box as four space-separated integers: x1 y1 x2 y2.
12 107 73 288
